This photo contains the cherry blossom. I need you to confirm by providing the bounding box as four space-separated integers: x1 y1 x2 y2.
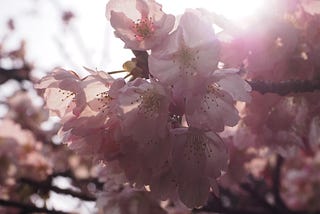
6 91 49 131
149 9 220 88
185 69 251 132
106 0 175 50
62 123 121 162
117 78 171 142
10 0 320 212
35 68 86 118
281 151 320 211
97 184 166 214
171 128 228 207
0 119 52 182
31 5 253 209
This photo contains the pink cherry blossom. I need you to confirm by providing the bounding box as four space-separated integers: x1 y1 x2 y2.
117 78 171 142
171 127 228 207
218 141 255 188
75 72 125 127
244 21 301 81
82 71 114 107
0 119 38 149
59 108 123 163
185 69 251 132
106 0 175 50
35 68 86 118
149 9 220 87
62 121 121 162
81 71 124 116
64 76 125 132
281 150 320 211
237 92 309 155
106 78 173 186
96 184 166 214
243 92 282 132
117 134 172 188
6 91 49 132
49 71 126 162
0 119 21 160
0 119 52 181
149 161 178 200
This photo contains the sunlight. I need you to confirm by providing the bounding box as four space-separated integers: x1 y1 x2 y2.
158 0 265 23
207 0 265 20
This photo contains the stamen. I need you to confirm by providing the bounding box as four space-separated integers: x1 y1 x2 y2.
172 44 199 75
96 91 113 113
131 17 155 41
201 83 224 111
138 89 162 117
58 89 75 102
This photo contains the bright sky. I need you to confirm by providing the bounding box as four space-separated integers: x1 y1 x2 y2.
158 0 265 19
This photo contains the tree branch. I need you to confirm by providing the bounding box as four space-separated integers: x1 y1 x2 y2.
50 170 104 190
0 199 68 214
248 79 320 96
193 207 272 214
0 66 31 83
272 155 288 212
240 182 279 214
19 177 96 202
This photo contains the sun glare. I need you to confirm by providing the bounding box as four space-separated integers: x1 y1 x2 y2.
159 0 265 22
208 0 265 20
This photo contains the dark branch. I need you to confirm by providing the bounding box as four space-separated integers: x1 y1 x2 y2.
20 177 96 202
0 199 68 214
240 182 278 214
248 79 320 96
50 170 104 190
130 50 150 80
0 66 31 83
272 155 288 212
193 207 272 214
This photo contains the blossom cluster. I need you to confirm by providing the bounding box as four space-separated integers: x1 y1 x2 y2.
218 0 320 210
222 0 320 159
0 118 51 184
1 0 320 213
36 0 251 208
0 90 95 208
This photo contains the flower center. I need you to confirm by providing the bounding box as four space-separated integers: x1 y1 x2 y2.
172 44 199 75
132 17 155 41
200 84 223 112
96 91 113 113
58 89 75 102
139 89 162 117
58 89 76 109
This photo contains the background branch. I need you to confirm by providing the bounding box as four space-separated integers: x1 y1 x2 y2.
0 199 68 214
248 79 320 95
19 177 96 202
272 155 288 212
